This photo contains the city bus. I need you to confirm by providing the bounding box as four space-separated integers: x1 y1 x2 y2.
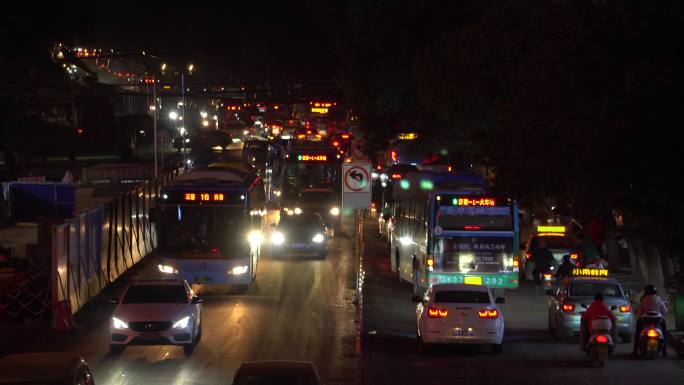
390 171 520 296
269 140 343 209
153 163 266 291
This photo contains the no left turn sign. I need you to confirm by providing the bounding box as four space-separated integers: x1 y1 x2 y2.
342 163 372 208
344 166 370 192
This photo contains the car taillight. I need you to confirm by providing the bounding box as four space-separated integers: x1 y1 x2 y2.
647 329 658 338
562 304 575 313
332 141 339 147
211 247 220 254
543 273 553 280
619 305 631 313
391 173 402 180
478 309 498 319
596 335 609 344
570 253 579 261
428 306 448 318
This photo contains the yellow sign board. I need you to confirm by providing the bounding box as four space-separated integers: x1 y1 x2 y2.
464 276 483 285
311 107 329 114
572 268 608 277
398 132 418 140
537 226 566 233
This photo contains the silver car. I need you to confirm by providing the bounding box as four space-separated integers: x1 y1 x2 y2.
547 275 633 342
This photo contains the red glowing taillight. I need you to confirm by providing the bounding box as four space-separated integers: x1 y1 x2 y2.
391 173 402 180
427 306 448 318
297 134 305 139
211 247 220 254
465 226 481 230
332 141 340 147
596 335 609 344
562 304 575 313
478 309 499 319
342 134 350 139
619 305 631 313
647 329 658 338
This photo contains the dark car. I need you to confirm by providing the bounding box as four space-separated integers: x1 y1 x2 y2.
295 188 341 232
271 212 328 259
232 361 323 385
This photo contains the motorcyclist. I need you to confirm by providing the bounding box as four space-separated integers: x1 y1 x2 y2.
580 292 616 351
632 284 668 356
555 254 575 282
531 240 554 284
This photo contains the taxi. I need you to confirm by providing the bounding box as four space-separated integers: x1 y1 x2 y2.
546 268 633 342
413 283 506 353
520 225 580 280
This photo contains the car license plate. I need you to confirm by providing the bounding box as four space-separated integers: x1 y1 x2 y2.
291 243 308 249
141 333 160 340
453 329 474 337
194 276 211 283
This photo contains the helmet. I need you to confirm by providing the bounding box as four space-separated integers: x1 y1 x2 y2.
644 285 657 295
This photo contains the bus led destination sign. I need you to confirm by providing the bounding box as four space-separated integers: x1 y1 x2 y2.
184 193 225 202
297 154 328 162
452 197 496 206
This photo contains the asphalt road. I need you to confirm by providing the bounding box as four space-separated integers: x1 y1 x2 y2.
359 218 684 385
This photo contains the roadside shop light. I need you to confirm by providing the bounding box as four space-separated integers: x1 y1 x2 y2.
230 265 249 275
112 317 128 329
173 316 190 329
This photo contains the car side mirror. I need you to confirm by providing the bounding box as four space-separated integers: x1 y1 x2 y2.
191 296 203 304
108 297 119 304
495 297 506 304
624 290 631 298
411 295 422 303
546 289 555 296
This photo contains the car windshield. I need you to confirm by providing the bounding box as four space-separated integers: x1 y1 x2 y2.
122 285 187 304
434 290 490 303
569 282 622 297
279 214 323 230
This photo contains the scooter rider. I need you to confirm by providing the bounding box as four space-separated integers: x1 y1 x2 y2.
632 285 668 356
531 240 554 284
580 292 616 351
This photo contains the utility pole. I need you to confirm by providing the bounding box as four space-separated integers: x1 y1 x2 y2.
153 76 158 178
181 73 186 167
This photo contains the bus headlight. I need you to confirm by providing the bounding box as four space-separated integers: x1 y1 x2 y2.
294 207 302 215
158 264 178 274
230 265 249 275
330 207 340 216
272 232 285 245
312 233 325 243
247 231 263 245
173 316 190 329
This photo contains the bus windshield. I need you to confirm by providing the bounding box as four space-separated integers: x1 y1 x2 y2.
159 205 249 257
284 162 339 191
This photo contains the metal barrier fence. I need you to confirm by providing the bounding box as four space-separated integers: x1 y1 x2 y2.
51 169 180 330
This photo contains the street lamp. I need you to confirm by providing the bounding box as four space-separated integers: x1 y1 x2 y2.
169 111 178 120
187 63 194 74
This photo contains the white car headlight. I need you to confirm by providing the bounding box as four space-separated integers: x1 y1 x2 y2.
247 230 263 245
172 316 190 329
272 231 285 245
312 233 325 243
112 317 128 329
230 265 249 275
330 207 340 216
294 207 302 215
158 264 178 274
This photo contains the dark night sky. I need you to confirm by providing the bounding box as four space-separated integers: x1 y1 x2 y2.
4 1 342 83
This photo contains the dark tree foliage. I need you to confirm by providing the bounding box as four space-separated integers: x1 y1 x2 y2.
339 0 684 253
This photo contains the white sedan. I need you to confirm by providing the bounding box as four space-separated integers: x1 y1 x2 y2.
109 276 203 355
414 283 505 353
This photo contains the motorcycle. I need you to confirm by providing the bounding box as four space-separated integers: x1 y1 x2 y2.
586 316 614 367
637 311 666 359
